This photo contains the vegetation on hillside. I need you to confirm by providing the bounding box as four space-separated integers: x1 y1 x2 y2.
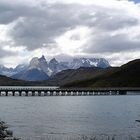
62 59 140 88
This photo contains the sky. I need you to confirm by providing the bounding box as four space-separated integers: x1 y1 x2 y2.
0 0 140 67
130 0 140 3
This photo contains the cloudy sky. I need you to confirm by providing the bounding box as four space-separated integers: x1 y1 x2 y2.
0 0 140 67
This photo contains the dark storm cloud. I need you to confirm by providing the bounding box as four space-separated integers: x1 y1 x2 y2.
0 1 137 51
8 3 82 50
0 0 140 63
0 1 33 24
92 11 138 30
85 33 140 53
0 48 16 57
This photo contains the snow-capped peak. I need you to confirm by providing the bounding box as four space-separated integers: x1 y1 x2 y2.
0 55 110 80
49 58 58 64
70 58 110 69
29 57 40 69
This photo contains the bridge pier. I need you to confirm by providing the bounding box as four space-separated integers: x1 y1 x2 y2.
72 91 75 96
119 90 127 95
5 91 8 96
25 91 28 96
12 91 15 96
18 91 21 96
31 91 35 96
37 91 40 96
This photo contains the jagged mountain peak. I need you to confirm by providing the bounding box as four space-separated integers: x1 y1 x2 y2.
71 57 110 68
0 65 14 76
14 64 28 72
30 55 46 63
1 55 110 81
29 57 40 69
49 58 58 64
39 55 46 62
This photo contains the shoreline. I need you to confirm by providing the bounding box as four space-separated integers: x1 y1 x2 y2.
0 120 19 140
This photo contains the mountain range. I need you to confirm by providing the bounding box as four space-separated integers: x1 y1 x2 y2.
0 55 110 81
0 59 139 87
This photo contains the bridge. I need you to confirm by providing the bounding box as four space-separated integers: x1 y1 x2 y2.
0 86 140 96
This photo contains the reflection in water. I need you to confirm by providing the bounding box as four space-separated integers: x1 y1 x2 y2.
0 95 140 139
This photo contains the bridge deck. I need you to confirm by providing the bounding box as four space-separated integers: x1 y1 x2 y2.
0 86 139 96
0 86 140 91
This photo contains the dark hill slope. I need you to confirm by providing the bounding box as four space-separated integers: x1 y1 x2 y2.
0 75 27 86
42 67 117 86
0 75 40 86
62 59 140 88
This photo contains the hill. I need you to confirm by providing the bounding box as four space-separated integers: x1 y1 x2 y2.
0 75 40 86
0 75 27 86
0 59 139 88
62 59 140 88
42 67 117 86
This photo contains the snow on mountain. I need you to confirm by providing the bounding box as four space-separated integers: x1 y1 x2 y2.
0 65 15 76
0 55 110 81
69 58 110 69
29 57 41 70
48 58 59 75
29 56 69 77
12 55 50 81
48 58 69 75
14 64 28 73
29 55 52 76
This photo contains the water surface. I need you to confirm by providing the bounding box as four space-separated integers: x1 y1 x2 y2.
0 95 140 139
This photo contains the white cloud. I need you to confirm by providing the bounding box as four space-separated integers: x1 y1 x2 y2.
0 0 140 67
55 26 91 55
2 46 26 53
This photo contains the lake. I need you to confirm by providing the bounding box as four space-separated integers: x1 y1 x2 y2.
0 94 140 140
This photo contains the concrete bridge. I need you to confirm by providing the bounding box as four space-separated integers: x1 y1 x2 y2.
0 86 139 96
